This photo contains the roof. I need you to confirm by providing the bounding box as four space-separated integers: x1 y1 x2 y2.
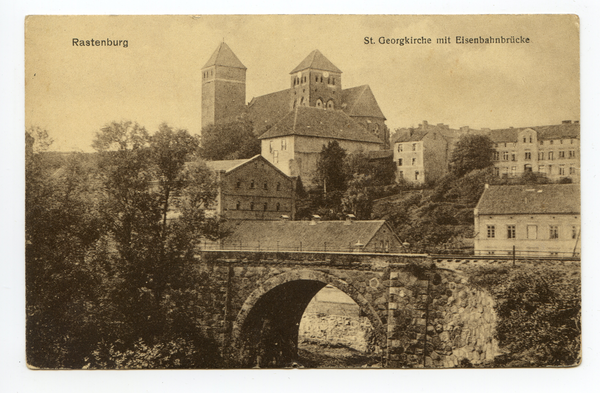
366 150 393 160
393 130 430 143
341 85 386 120
246 89 292 135
222 220 391 251
258 106 383 144
476 184 580 215
203 158 249 173
490 123 580 143
202 42 246 70
290 49 342 74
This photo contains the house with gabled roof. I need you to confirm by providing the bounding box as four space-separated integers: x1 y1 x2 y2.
220 217 403 253
474 183 580 257
203 154 296 221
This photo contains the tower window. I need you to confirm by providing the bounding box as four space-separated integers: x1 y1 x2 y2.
236 180 241 188
250 202 254 211
276 202 280 212
326 100 334 110
263 202 268 211
276 182 281 191
316 99 323 109
236 201 240 210
263 182 268 190
250 180 255 189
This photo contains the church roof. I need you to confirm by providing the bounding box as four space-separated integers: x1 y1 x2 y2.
246 89 292 135
341 85 386 120
476 184 580 215
290 49 342 74
202 42 246 70
258 106 383 144
222 220 392 252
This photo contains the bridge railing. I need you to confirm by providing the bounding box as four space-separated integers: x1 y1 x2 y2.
196 240 408 254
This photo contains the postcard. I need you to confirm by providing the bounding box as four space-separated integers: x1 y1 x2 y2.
25 14 580 370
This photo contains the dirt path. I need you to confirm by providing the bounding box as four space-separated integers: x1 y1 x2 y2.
295 342 382 368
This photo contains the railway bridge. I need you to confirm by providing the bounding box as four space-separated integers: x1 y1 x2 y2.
195 250 500 368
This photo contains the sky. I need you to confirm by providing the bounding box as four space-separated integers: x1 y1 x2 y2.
25 15 580 152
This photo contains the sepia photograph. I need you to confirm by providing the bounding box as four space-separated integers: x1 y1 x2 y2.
23 14 582 372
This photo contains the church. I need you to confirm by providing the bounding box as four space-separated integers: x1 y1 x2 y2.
201 42 389 185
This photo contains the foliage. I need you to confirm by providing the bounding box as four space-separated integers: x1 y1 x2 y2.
199 118 260 160
342 173 374 219
468 264 581 367
315 140 348 194
449 134 495 177
26 122 223 369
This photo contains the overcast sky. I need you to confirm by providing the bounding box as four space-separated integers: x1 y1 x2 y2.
25 15 579 152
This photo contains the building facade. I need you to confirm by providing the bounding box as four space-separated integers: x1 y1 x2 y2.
393 124 449 184
204 155 296 221
490 121 580 182
474 183 580 257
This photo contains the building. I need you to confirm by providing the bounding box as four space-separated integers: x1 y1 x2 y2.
474 183 580 257
219 218 403 253
392 122 450 184
258 106 382 182
203 154 296 221
201 42 247 129
201 44 390 185
490 121 580 182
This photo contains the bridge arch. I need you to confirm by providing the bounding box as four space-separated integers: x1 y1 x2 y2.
231 269 385 367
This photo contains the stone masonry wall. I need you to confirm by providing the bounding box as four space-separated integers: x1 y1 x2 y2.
386 266 498 368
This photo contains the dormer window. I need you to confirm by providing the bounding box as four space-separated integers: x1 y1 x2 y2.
316 99 323 109
326 100 334 110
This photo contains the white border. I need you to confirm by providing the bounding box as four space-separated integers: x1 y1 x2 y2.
3 2 599 393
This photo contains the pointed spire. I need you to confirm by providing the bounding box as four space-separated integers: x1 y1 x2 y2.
289 49 342 74
202 42 246 70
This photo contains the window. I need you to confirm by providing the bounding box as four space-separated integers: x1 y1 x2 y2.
529 136 533 143
524 151 531 160
276 182 281 191
511 166 517 176
415 171 419 181
236 180 241 188
559 165 565 175
250 202 254 211
236 201 240 210
273 150 279 164
569 150 575 158
527 225 538 239
250 180 255 189
316 98 323 108
550 140 554 145
412 157 416 166
398 144 403 152
538 152 544 160
548 164 553 174
281 139 287 150
502 151 509 161
540 140 544 145
572 226 578 239
539 165 545 173
493 151 500 161
549 225 559 239
263 182 268 190
398 158 403 166
523 137 527 143
398 171 403 179
560 139 563 144
570 165 576 175
326 100 334 110
548 151 554 160
559 151 565 159
412 143 417 151
494 167 500 176
276 202 280 212
507 225 516 239
487 225 496 238
263 203 268 211
511 153 516 161
524 164 532 172
571 139 574 144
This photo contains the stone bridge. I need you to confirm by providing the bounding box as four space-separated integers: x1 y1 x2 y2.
196 251 499 368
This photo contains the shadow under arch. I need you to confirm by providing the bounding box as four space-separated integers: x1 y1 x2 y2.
231 269 385 368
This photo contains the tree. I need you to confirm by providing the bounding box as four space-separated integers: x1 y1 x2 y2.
199 118 260 160
342 173 374 219
315 140 347 195
449 134 495 177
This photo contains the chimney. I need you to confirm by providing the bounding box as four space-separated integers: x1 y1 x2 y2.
562 120 572 124
422 120 428 128
344 214 356 225
280 215 290 221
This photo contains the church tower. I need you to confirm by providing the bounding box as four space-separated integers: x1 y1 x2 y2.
201 42 247 129
289 50 342 111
